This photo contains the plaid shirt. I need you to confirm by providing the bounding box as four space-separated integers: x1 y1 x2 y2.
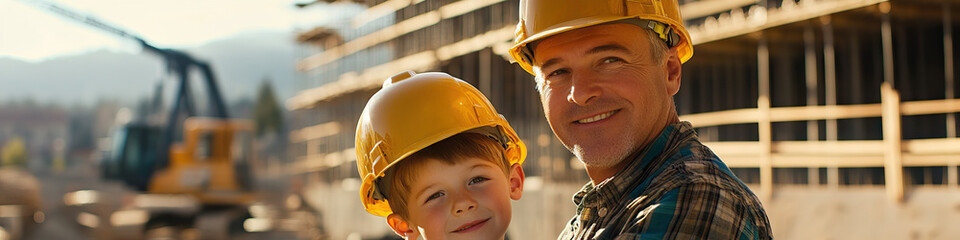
558 122 772 239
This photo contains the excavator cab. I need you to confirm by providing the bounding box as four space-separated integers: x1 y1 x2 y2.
102 118 256 204
102 123 164 191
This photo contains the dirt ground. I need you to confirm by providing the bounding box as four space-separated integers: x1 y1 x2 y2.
306 180 960 240
766 185 960 240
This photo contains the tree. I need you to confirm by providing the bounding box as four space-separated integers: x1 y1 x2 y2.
1 137 28 168
254 79 284 137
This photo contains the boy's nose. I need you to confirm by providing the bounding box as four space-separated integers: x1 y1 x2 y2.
452 194 477 215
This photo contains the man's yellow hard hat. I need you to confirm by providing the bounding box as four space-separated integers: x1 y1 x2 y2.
509 0 693 74
354 71 527 217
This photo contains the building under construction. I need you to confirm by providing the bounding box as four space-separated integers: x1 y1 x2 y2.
289 0 960 239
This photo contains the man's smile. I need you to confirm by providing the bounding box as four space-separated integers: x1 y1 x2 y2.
575 110 619 124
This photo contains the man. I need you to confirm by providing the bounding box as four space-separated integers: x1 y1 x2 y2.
508 0 773 239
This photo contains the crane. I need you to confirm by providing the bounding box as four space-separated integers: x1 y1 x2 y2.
22 1 261 239
31 0 231 177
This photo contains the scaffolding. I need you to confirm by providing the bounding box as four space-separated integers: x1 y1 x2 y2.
289 0 960 238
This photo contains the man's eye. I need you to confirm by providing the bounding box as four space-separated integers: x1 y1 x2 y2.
468 176 489 185
601 57 623 64
425 192 444 203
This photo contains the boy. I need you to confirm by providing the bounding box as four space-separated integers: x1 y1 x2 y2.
355 71 527 240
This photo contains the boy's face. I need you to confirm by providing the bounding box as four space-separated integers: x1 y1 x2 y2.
388 157 524 240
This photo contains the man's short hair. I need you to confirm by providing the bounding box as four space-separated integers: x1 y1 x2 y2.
534 26 669 92
381 132 511 220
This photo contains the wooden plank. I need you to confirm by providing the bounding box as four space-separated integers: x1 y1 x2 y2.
900 98 960 116
680 0 758 19
290 121 342 143
903 138 960 154
681 99 960 128
772 155 882 168
288 25 516 109
702 141 764 156
773 141 884 156
299 0 507 71
688 0 889 44
770 104 882 122
902 155 960 167
680 108 759 127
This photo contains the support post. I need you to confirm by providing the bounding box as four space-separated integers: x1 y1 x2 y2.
881 2 904 202
820 16 840 190
479 48 492 95
881 82 904 202
804 24 821 186
758 36 774 201
943 0 958 189
822 16 838 142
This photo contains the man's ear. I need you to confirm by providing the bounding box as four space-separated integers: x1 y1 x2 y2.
386 214 419 239
508 163 525 200
664 47 682 96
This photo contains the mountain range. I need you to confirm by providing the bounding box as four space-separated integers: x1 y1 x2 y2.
0 30 299 108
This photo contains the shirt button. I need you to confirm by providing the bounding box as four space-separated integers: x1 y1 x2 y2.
598 207 607 217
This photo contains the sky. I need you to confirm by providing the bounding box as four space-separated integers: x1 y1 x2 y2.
0 0 364 62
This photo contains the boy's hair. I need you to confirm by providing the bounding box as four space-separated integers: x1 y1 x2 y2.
381 132 510 220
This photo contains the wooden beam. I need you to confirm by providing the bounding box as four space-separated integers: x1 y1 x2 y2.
299 0 508 71
290 121 342 143
758 36 773 200
288 25 515 109
805 23 819 142
822 16 838 141
680 0 758 19
945 0 958 189
687 0 889 45
882 82 904 202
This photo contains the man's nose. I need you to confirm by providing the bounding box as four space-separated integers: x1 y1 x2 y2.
567 72 601 105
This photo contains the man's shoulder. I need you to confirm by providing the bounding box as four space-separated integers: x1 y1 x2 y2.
647 141 755 197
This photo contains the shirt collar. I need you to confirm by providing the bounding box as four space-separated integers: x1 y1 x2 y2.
571 122 697 206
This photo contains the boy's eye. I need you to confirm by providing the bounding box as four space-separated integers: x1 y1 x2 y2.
547 68 569 78
425 191 444 203
468 176 489 185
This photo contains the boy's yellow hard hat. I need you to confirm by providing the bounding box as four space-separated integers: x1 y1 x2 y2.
355 71 527 217
509 0 693 75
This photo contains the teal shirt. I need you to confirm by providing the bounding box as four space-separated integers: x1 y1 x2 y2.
558 122 772 239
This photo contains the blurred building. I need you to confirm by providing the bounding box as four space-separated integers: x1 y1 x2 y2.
290 0 959 239
0 104 69 172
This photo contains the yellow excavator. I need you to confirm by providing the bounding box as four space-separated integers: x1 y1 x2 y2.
26 1 262 239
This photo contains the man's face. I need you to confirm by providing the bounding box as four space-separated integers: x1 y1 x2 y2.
401 158 522 240
532 23 681 179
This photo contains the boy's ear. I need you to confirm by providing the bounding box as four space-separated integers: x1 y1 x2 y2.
386 214 419 239
508 163 525 200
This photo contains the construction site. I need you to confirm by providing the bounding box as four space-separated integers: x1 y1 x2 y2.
288 0 960 239
1 0 958 239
